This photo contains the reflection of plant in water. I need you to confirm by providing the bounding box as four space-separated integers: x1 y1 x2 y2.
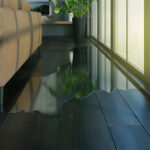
48 65 97 99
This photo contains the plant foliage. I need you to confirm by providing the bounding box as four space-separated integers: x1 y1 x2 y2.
54 0 97 18
46 64 97 99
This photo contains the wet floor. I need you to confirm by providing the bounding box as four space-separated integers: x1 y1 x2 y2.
4 37 135 114
1 37 150 150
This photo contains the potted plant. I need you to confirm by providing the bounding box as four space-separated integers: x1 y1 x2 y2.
55 0 97 43
54 0 74 21
72 0 97 43
46 64 97 100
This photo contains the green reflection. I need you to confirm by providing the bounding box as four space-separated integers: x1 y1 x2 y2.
48 64 97 99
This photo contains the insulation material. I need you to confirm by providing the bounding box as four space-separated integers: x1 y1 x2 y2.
31 12 41 53
22 0 30 11
0 0 30 11
16 10 31 69
0 8 42 86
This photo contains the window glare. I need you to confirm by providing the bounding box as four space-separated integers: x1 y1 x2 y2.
106 0 111 48
114 0 126 59
90 0 144 72
128 0 144 71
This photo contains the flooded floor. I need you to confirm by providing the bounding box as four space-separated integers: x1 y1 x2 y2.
4 37 136 114
1 37 150 150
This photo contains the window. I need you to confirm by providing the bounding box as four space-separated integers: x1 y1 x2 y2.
105 59 111 92
98 0 111 48
91 1 97 38
128 0 144 71
114 0 144 71
99 0 105 43
87 46 91 72
105 0 111 48
112 66 127 90
114 0 126 58
98 51 111 92
89 0 145 78
91 46 98 84
98 51 106 90
87 0 90 37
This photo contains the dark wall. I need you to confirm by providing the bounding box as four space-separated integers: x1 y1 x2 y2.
42 24 74 37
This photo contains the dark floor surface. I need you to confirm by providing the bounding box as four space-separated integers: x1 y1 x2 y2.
1 37 150 150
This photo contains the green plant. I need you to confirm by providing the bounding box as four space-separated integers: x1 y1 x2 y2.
54 0 74 16
49 0 57 4
46 64 97 99
72 0 97 18
54 0 97 18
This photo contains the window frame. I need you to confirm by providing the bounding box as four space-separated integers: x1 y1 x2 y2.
89 0 146 84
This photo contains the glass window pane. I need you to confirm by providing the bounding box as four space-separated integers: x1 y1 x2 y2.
98 51 106 90
106 0 111 48
91 47 98 84
99 0 105 43
87 8 90 36
112 66 127 90
91 1 97 38
114 0 126 58
87 46 90 72
105 59 111 92
127 81 136 89
128 0 144 71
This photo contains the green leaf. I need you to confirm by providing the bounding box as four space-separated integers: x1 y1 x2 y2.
54 8 61 14
54 0 58 5
75 92 82 99
57 66 61 72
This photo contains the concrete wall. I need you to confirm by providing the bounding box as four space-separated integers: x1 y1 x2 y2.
42 24 74 37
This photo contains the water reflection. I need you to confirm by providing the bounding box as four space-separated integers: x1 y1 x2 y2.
87 45 136 92
4 43 137 115
10 77 41 113
47 65 97 100
33 74 60 116
69 50 74 65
